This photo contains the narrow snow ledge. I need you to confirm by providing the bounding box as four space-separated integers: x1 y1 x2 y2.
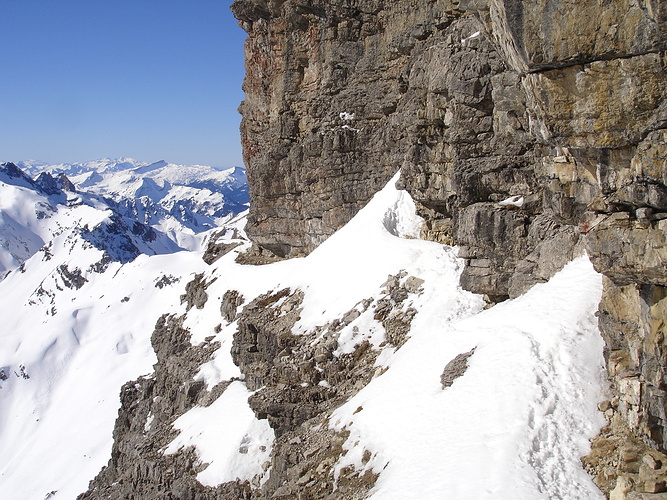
498 195 525 208
331 256 608 500
461 30 481 44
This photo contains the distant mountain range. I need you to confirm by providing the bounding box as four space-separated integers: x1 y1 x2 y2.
19 158 249 243
0 158 248 280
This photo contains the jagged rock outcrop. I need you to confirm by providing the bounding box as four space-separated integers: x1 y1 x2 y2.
34 171 76 195
231 287 381 498
82 267 423 499
225 272 422 498
80 314 253 500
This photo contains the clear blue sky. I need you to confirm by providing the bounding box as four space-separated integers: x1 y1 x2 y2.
0 0 247 168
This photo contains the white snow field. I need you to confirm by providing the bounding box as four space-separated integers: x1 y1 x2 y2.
0 249 207 499
0 170 608 499
0 161 244 499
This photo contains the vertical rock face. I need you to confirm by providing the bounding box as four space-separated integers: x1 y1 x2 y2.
232 0 483 259
234 0 667 496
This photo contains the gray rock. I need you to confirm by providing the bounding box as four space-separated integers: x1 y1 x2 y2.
441 348 476 389
180 273 213 310
221 289 245 323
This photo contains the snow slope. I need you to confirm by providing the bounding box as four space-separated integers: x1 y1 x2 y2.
164 173 608 499
0 168 607 499
0 250 208 500
331 257 606 500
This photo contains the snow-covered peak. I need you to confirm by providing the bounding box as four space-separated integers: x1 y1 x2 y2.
0 162 36 190
131 159 169 175
18 157 146 177
0 154 252 499
165 174 607 500
22 158 248 210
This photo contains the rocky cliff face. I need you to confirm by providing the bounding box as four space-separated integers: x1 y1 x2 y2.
81 1 667 499
232 0 667 497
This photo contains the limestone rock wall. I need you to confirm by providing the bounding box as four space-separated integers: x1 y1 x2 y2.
234 0 667 497
232 0 475 259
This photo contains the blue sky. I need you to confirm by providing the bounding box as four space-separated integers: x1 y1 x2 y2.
0 0 246 168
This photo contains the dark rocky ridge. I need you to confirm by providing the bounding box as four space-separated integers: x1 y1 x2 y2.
81 1 667 499
82 267 422 499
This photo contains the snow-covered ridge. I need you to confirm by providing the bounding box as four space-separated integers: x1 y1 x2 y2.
158 174 608 499
0 167 608 499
